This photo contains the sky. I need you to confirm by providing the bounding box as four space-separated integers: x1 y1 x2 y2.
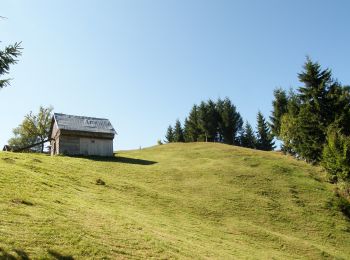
1 0 350 150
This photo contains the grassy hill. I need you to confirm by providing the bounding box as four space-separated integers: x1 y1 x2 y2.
0 143 349 259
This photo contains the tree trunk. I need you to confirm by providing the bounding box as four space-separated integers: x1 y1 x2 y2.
41 138 44 153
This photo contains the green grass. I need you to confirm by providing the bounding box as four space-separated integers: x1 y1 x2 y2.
0 143 349 259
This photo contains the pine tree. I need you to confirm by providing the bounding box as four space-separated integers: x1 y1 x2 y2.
173 119 185 142
298 57 332 117
295 105 325 162
322 125 350 182
256 112 275 151
217 97 243 144
0 42 22 89
270 88 288 137
185 105 201 142
283 58 337 162
198 100 218 142
165 125 174 143
240 121 256 149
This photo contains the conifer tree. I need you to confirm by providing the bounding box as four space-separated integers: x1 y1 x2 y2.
294 105 325 162
217 97 243 144
256 112 275 151
173 119 185 142
282 58 335 161
198 100 218 142
298 57 332 117
183 118 190 142
270 88 288 137
240 121 256 149
0 42 22 89
185 105 201 142
165 125 174 143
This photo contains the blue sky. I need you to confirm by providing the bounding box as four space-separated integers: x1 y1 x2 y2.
1 0 350 150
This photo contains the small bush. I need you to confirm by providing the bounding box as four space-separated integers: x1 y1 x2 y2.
327 184 350 219
96 178 106 186
322 127 350 182
330 195 350 219
157 139 163 145
336 181 350 201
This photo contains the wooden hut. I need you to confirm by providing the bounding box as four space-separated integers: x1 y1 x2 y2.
50 113 116 156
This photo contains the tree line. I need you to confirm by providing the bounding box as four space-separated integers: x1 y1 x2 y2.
164 57 350 210
164 98 275 151
270 58 350 185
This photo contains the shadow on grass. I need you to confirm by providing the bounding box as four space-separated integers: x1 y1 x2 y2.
48 250 74 260
114 156 157 165
0 248 29 260
70 155 157 165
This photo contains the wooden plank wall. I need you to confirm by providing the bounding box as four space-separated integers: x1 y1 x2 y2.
80 138 113 156
57 135 113 156
51 122 60 155
59 136 80 155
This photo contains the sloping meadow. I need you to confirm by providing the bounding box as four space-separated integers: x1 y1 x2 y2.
0 143 349 259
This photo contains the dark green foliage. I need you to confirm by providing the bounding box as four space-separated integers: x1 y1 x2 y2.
295 106 325 162
329 85 350 135
256 112 275 151
184 105 202 142
173 119 185 142
292 58 339 160
286 90 301 117
281 105 325 162
273 57 350 218
0 42 22 89
270 88 288 137
298 57 332 120
165 98 243 145
165 125 174 143
240 122 256 149
327 192 350 219
217 98 243 145
278 58 350 163
322 127 350 182
198 100 219 142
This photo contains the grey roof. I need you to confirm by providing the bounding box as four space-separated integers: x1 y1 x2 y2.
53 113 116 134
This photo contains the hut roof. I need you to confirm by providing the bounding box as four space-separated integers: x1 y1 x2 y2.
53 113 117 134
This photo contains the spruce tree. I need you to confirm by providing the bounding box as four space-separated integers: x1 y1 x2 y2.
295 105 325 162
165 125 174 143
0 42 22 89
185 105 201 142
198 100 218 142
289 58 334 161
173 119 185 142
270 88 288 137
183 118 190 142
322 125 350 182
256 112 275 151
298 57 332 118
240 121 256 149
217 97 243 144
